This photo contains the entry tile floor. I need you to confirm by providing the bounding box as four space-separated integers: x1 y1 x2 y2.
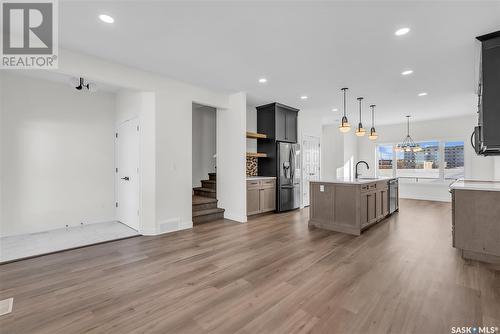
0 221 139 263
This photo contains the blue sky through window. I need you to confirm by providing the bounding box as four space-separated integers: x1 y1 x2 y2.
378 145 392 160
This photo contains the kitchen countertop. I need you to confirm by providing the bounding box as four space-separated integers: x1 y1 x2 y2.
310 177 395 185
247 176 276 181
449 179 500 192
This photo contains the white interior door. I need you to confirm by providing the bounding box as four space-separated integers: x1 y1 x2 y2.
302 136 320 207
116 119 140 231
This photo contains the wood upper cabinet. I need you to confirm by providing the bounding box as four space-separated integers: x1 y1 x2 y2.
247 179 276 216
275 108 287 142
284 108 298 143
257 103 299 143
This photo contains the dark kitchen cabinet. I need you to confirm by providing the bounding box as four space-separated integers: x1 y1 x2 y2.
256 103 299 143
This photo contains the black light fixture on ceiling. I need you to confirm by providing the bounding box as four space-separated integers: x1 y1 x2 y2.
338 87 351 133
368 104 378 141
395 116 422 152
355 97 366 137
70 77 97 92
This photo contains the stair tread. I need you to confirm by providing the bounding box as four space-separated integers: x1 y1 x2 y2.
192 207 225 217
202 179 216 183
192 195 217 204
193 187 216 193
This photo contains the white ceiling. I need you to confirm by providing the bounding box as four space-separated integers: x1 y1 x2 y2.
59 1 500 125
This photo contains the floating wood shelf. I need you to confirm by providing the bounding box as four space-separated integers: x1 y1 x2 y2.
246 152 268 158
246 131 267 139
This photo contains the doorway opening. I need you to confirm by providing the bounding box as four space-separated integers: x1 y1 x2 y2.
115 118 140 231
302 135 321 207
191 103 225 224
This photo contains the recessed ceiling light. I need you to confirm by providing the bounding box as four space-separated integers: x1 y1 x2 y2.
258 78 267 83
418 92 428 96
300 95 308 100
395 27 410 36
99 14 114 24
332 108 338 112
401 70 413 76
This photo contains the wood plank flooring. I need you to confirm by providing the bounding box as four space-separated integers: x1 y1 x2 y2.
1 199 499 333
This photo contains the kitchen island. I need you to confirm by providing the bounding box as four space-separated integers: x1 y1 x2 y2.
308 178 397 235
450 179 500 264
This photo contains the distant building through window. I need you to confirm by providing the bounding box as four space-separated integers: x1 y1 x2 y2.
377 140 465 181
444 141 464 179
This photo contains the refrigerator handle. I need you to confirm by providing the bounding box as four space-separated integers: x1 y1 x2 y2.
290 146 295 181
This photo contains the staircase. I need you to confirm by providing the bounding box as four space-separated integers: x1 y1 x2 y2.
192 173 225 224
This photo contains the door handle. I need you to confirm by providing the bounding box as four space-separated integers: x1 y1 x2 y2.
121 177 130 181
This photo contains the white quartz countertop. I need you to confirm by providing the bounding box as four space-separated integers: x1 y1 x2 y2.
449 179 500 192
247 176 276 180
310 177 395 185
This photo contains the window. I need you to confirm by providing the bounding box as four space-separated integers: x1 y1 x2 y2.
376 140 465 182
444 141 464 179
396 141 440 179
377 145 393 177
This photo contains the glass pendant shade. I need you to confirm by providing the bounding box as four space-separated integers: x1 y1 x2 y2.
338 88 350 133
339 115 351 133
355 124 366 136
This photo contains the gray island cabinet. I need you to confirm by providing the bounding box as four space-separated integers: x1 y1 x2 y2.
308 178 396 235
450 180 500 264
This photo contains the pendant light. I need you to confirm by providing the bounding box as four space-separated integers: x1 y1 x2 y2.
368 104 378 141
355 97 366 137
395 116 422 152
338 87 351 133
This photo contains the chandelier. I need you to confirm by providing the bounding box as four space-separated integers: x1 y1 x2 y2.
395 116 422 152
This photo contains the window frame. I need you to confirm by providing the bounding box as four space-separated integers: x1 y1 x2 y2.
375 139 465 182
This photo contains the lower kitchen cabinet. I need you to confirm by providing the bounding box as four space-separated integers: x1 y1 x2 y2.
310 179 395 235
247 178 276 216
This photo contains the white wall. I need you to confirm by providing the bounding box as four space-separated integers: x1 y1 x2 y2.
217 92 247 222
320 124 358 180
192 105 216 187
357 114 497 202
1 73 116 236
51 49 247 233
0 75 3 235
1 48 246 235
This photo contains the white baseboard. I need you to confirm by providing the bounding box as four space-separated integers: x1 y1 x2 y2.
141 218 193 236
224 211 247 223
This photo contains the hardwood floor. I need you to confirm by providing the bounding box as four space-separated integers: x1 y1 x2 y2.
1 199 499 333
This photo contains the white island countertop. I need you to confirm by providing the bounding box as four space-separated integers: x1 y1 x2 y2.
310 177 395 185
247 176 276 181
449 179 500 192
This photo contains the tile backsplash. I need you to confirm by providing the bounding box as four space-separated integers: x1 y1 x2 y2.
246 156 257 176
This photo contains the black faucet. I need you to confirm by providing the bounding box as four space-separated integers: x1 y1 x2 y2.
355 161 369 179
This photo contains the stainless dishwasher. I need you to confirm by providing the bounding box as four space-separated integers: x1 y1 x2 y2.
388 179 399 214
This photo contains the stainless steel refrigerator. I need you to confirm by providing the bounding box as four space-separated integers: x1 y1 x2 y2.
277 142 301 212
